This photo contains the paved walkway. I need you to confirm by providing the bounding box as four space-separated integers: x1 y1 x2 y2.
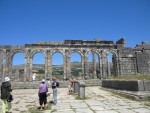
0 86 150 113
48 87 150 113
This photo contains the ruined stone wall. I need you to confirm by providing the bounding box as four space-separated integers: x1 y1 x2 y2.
135 42 150 74
118 48 137 75
1 39 150 82
118 41 150 75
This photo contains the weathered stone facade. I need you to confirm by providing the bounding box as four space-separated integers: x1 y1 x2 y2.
0 38 150 81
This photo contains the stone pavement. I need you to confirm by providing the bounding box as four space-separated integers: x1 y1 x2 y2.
48 87 150 113
0 86 150 113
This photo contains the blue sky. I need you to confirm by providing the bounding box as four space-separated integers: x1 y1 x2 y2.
0 0 150 65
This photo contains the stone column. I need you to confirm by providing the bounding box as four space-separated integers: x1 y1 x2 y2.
99 55 102 79
3 51 9 78
67 56 70 78
103 56 107 78
49 55 52 80
64 54 67 79
101 54 106 78
8 58 12 79
92 52 97 79
45 50 52 80
0 53 3 78
65 50 70 78
25 56 32 81
101 56 104 78
29 57 33 81
24 57 28 82
106 53 111 77
45 56 48 80
81 57 84 78
46 52 52 80
83 54 88 79
3 55 6 78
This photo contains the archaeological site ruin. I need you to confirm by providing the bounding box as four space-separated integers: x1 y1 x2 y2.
0 38 150 82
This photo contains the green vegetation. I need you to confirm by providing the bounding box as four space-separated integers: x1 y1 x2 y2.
27 102 52 113
37 69 45 73
52 67 82 77
52 70 63 75
75 96 90 100
108 75 150 80
144 103 150 107
28 108 42 113
36 73 43 77
71 68 82 76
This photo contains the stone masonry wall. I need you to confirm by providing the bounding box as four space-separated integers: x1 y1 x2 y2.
0 79 102 89
136 50 150 74
118 48 137 75
102 79 150 91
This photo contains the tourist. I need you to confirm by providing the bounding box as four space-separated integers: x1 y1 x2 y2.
51 76 58 105
32 73 36 81
38 79 48 111
68 78 74 94
1 77 13 113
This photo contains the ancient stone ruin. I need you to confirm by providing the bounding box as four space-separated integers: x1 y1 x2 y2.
0 38 150 82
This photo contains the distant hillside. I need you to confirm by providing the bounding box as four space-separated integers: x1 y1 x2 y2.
12 62 101 69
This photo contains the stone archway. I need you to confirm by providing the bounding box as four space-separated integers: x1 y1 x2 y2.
30 49 47 81
103 49 118 78
86 50 100 79
51 50 64 80
11 50 26 81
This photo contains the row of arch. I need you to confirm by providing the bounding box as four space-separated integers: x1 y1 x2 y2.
10 49 118 59
0 48 119 81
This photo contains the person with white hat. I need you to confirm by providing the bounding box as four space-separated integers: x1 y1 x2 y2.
38 79 48 111
1 77 12 113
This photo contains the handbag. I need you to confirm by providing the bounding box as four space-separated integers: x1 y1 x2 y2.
46 92 51 96
7 94 13 102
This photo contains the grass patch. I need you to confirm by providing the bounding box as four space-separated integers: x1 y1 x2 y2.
141 98 150 101
28 107 43 113
13 108 19 111
20 111 28 113
75 96 89 100
51 109 57 112
27 101 52 113
144 103 150 107
108 74 150 80
69 92 77 95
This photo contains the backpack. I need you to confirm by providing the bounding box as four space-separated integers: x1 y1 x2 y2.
56 82 59 87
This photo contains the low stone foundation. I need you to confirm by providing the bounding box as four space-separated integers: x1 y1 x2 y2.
3 79 102 89
102 79 150 91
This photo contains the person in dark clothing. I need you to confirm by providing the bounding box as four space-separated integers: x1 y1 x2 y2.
1 77 12 113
